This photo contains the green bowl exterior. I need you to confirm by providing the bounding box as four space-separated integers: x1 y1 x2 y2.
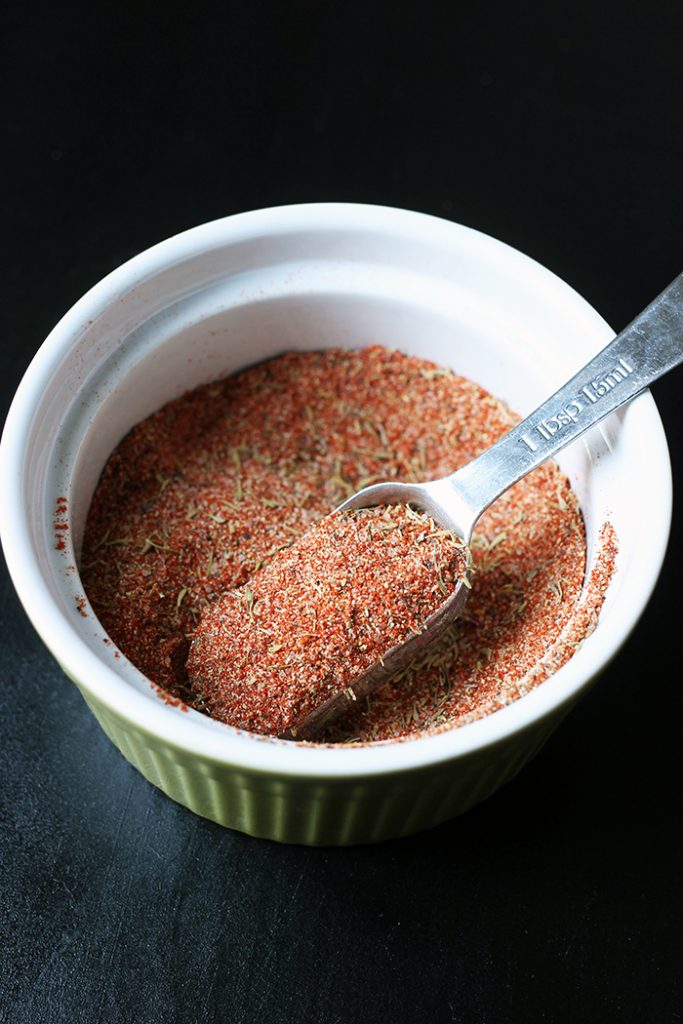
65 666 574 846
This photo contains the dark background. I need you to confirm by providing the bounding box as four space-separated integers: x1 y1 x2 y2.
2 3 682 1022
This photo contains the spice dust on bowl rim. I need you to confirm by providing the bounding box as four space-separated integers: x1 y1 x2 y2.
0 204 672 845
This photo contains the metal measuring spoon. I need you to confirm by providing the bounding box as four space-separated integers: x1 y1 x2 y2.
296 272 683 739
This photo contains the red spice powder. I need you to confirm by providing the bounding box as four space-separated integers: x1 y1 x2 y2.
80 347 617 742
187 505 471 736
54 497 69 552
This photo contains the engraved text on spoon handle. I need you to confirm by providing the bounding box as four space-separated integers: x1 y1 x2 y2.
449 271 683 527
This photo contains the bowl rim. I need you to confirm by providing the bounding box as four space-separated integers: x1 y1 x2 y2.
0 203 673 779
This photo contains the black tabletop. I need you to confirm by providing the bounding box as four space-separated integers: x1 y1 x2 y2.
2 5 682 1022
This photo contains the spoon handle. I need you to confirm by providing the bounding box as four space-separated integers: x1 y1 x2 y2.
448 271 683 530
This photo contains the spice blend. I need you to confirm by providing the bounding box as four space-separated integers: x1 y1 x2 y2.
187 505 472 736
80 346 617 743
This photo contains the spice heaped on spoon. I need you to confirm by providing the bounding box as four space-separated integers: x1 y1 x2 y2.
187 504 472 737
187 270 683 739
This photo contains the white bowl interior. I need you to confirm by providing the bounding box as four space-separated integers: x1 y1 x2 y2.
2 206 672 775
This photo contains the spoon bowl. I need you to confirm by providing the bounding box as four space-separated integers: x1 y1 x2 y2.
296 479 474 738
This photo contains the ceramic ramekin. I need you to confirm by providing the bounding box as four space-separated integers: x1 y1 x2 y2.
0 204 672 845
